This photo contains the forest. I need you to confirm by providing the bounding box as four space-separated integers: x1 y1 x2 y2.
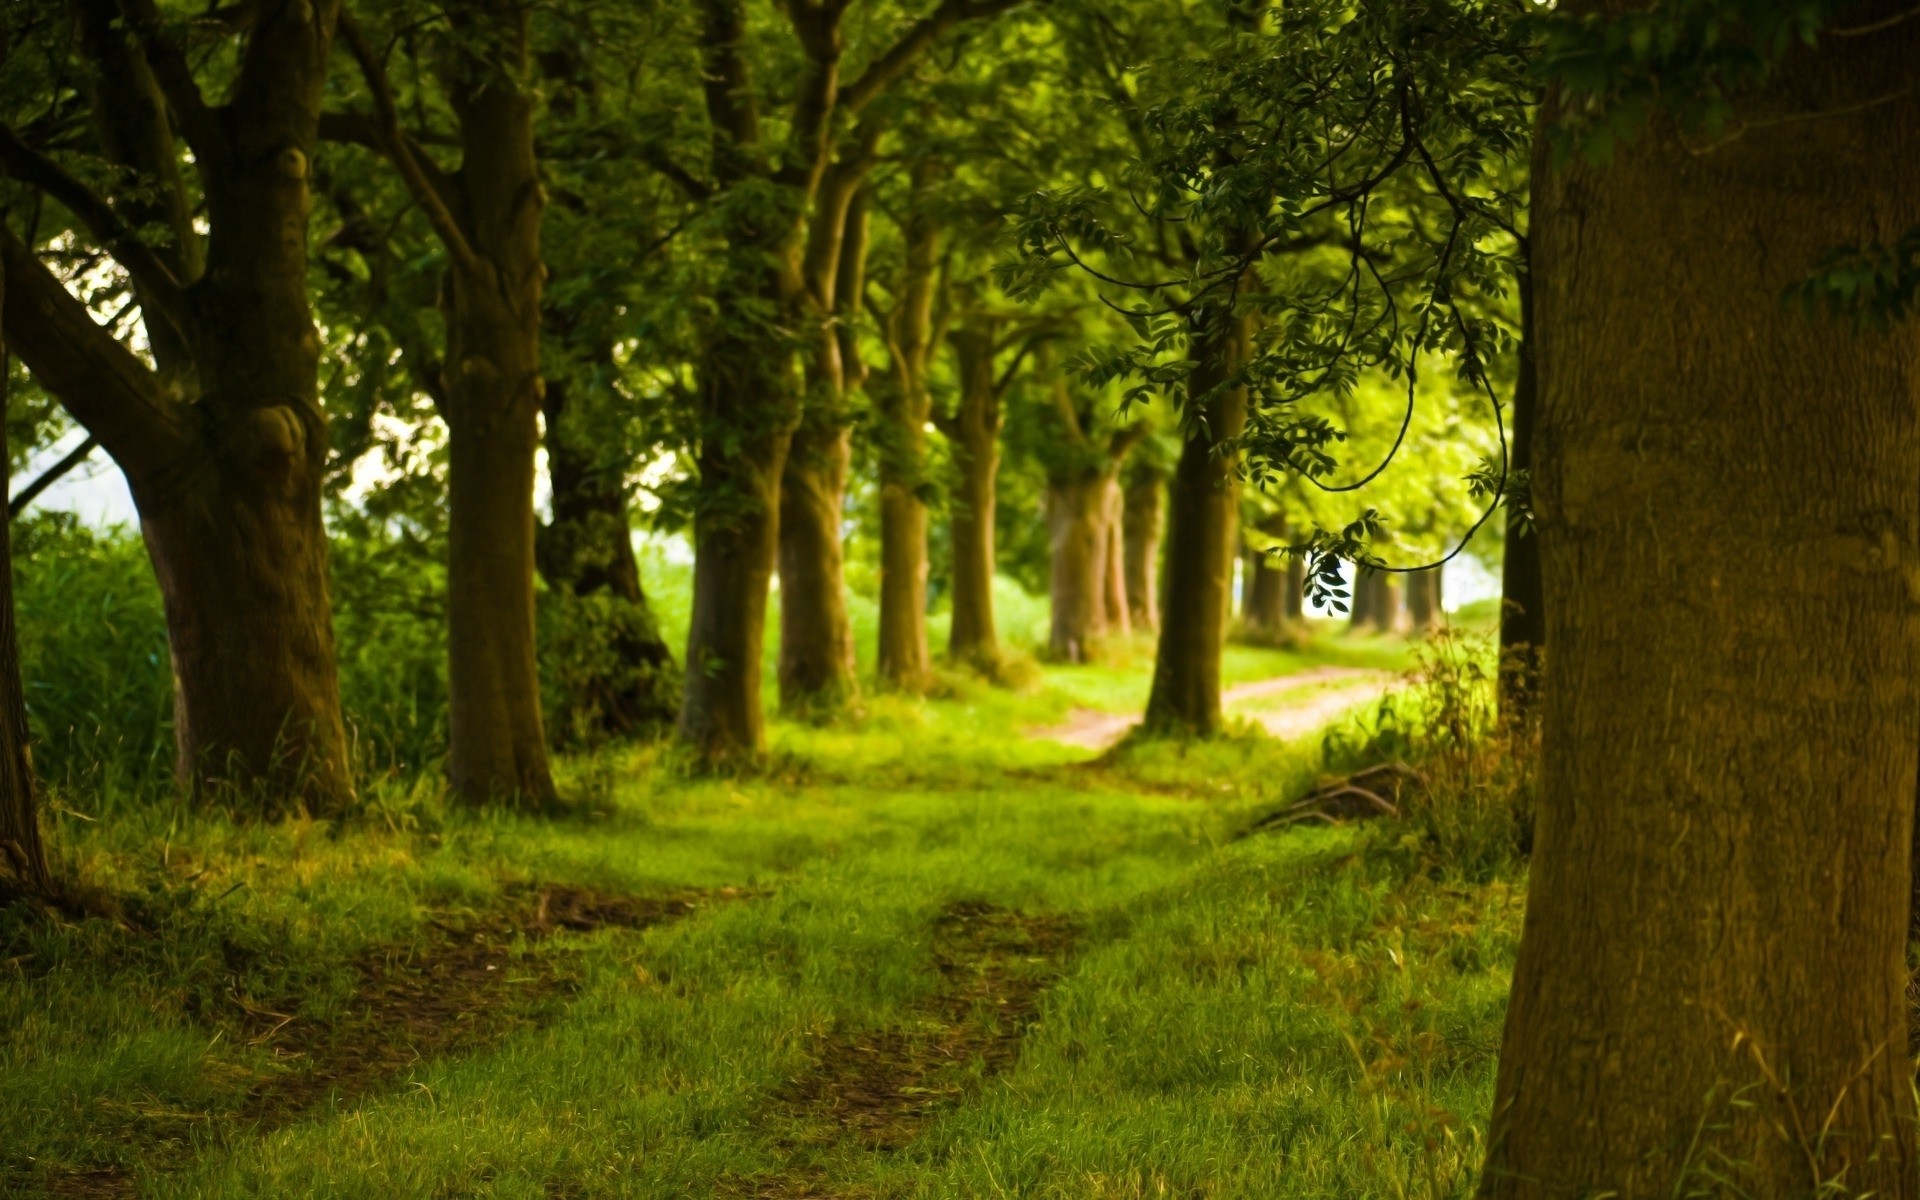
0 0 1915 1196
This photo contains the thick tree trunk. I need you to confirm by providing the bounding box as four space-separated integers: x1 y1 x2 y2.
1479 31 1920 1199
1498 271 1545 715
539 371 678 739
778 414 857 716
680 317 795 765
438 9 554 803
944 326 1003 670
1284 553 1305 621
0 263 49 895
1122 463 1163 633
1047 476 1111 663
875 185 937 693
1404 567 1442 632
1100 477 1130 638
1143 314 1249 735
141 5 351 811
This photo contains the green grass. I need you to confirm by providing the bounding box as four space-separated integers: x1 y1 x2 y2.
0 619 1517 1199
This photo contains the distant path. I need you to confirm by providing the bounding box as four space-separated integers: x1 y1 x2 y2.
1028 666 1398 752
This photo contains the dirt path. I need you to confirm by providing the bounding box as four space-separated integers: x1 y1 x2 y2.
1029 665 1398 752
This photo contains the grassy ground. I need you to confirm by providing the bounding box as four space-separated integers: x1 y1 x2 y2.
1 621 1522 1199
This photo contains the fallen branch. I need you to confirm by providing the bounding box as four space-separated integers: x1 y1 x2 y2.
1236 761 1425 839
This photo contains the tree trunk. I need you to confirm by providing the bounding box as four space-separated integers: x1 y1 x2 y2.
539 370 679 740
439 10 555 803
0 260 50 895
1100 477 1130 638
1404 566 1442 632
1241 513 1288 633
875 183 937 693
1361 569 1401 634
679 314 795 765
1348 564 1376 629
1122 463 1164 633
1046 476 1110 663
944 325 1003 670
1479 31 1920 1198
1498 270 1545 716
1143 313 1249 735
778 413 857 716
1284 553 1305 621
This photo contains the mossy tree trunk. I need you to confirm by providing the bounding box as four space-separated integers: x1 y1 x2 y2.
1478 27 1920 1198
0 259 49 894
1122 462 1164 633
538 360 679 740
941 320 1009 670
1143 312 1249 735
873 177 941 693
1 0 352 813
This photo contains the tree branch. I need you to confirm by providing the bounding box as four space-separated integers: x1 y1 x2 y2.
113 0 219 154
0 226 186 480
840 0 1026 115
0 125 192 344
9 436 99 518
336 8 479 271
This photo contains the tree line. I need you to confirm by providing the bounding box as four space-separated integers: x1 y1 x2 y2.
2 0 1918 1197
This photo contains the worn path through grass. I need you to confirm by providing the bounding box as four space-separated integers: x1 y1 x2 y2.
2 630 1519 1199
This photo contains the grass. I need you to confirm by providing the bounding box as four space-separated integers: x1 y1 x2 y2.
0 611 1524 1199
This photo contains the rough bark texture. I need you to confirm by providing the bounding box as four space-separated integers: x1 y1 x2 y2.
1479 27 1920 1199
539 369 679 739
943 323 1005 670
433 1 555 804
4 1 352 812
1142 312 1249 735
873 179 938 693
1122 463 1164 633
1497 271 1545 714
0 261 50 894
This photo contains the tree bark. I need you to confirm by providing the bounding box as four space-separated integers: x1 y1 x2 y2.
432 1 555 804
1497 270 1545 715
1100 477 1130 638
0 260 50 895
539 367 678 740
4 2 353 812
943 323 1004 670
874 179 938 693
778 412 856 716
1046 475 1111 664
1348 563 1376 629
1143 312 1249 735
1404 566 1442 632
1479 28 1920 1198
1241 513 1289 633
1122 462 1164 633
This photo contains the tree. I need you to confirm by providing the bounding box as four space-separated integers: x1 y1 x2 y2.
1479 11 1920 1196
1122 457 1166 633
669 0 1023 763
0 0 352 812
869 169 944 693
0 254 48 896
330 2 556 804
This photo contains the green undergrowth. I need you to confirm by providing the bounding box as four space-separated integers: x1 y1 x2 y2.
2 632 1520 1199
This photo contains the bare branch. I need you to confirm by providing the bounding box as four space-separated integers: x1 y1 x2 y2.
10 435 99 518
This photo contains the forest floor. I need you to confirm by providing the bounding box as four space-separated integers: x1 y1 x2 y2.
0 629 1521 1200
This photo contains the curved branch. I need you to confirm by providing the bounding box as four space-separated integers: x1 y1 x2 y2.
113 0 219 154
10 436 99 518
0 125 192 346
841 0 1026 115
336 8 479 272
